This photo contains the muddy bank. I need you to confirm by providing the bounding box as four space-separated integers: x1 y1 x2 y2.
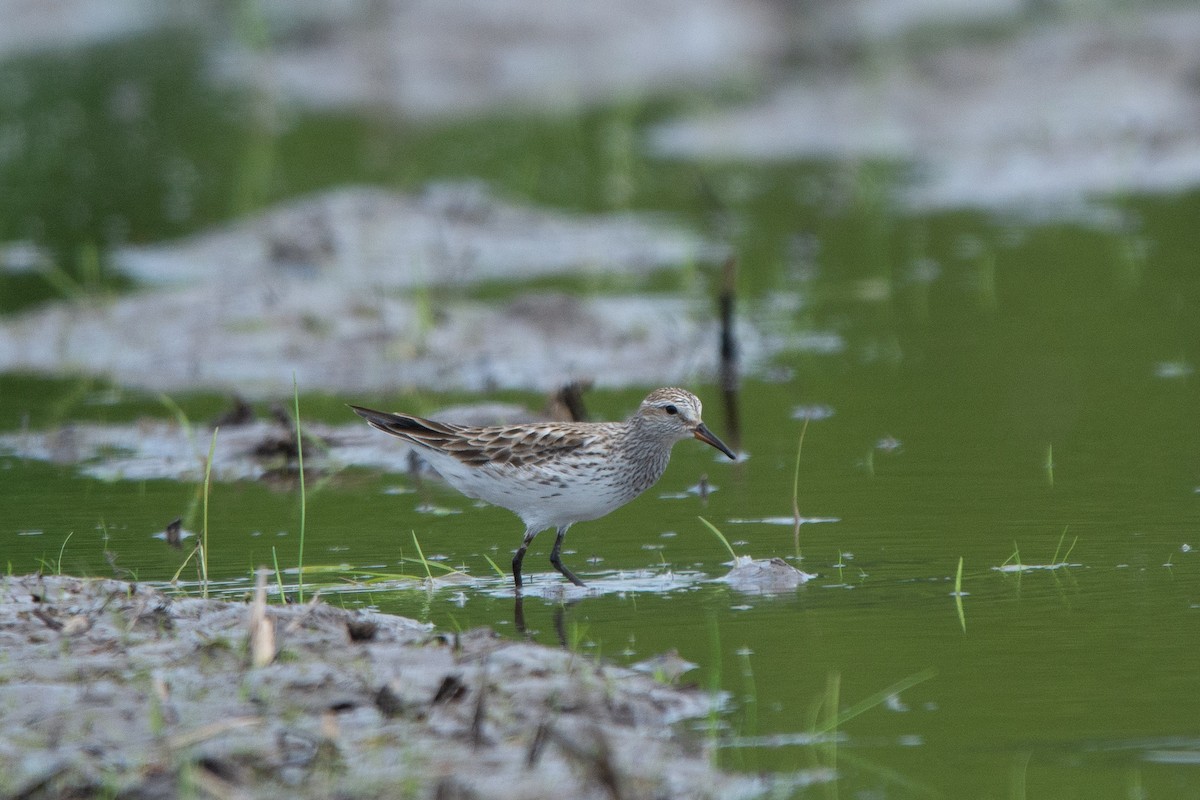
2 0 1034 122
0 286 814 397
111 183 722 289
0 0 785 118
208 0 787 119
0 575 793 799
7 1 1198 213
0 184 833 396
0 417 383 482
0 411 513 483
649 7 1200 211
0 0 182 57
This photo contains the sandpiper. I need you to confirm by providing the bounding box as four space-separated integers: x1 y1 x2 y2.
351 387 736 588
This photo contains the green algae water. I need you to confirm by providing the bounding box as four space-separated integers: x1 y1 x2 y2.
4 31 1200 800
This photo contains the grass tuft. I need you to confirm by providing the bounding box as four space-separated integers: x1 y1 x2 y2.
997 528 1080 575
38 533 75 576
1051 525 1076 565
56 532 73 575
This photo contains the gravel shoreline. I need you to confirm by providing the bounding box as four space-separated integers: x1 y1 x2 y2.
0 575 778 799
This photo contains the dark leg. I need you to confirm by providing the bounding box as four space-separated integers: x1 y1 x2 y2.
549 525 585 587
512 526 539 589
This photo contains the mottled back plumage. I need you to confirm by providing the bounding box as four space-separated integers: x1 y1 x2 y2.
350 387 735 589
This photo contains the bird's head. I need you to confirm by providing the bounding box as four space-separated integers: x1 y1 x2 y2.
637 387 736 459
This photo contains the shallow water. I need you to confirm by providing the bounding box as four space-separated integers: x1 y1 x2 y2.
4 23 1200 800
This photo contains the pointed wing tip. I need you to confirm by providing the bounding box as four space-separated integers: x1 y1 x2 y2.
348 404 396 430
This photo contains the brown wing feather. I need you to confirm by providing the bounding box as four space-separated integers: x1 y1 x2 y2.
349 405 602 468
464 425 596 468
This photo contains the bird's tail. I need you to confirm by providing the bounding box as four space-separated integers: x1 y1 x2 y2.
348 405 463 448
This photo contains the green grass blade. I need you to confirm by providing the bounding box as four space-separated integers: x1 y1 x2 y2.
1062 535 1079 563
271 546 285 603
1051 525 1070 565
293 375 306 604
791 417 809 560
411 530 434 582
157 393 196 452
812 667 937 735
201 427 218 599
481 553 506 579
55 532 73 575
397 556 460 575
954 556 966 633
697 516 737 562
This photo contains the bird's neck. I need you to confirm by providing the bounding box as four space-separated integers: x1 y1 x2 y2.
620 417 674 492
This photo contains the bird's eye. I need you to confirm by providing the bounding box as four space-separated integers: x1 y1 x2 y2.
663 404 678 415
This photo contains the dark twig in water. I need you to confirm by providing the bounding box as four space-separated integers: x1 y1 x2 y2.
211 395 255 428
164 517 183 550
251 399 327 478
717 256 741 454
549 379 593 422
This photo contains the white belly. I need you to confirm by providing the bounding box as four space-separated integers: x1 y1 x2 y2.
419 449 663 532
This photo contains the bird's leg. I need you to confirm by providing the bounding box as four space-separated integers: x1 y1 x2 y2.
549 525 586 587
512 526 539 589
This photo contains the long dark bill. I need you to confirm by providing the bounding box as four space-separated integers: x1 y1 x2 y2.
693 422 737 460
